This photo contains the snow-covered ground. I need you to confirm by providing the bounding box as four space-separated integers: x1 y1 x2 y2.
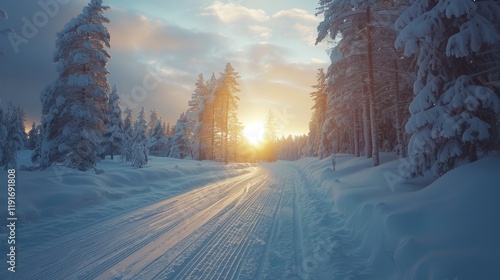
296 152 500 279
1 151 499 279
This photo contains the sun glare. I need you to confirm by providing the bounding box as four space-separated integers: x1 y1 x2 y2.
243 123 265 146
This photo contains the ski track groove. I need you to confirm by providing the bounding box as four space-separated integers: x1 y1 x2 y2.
164 174 274 280
96 171 264 279
206 180 274 280
140 176 267 279
254 172 288 279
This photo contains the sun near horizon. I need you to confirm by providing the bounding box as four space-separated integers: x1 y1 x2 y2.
243 122 266 146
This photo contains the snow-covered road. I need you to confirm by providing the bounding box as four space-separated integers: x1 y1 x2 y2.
15 162 322 280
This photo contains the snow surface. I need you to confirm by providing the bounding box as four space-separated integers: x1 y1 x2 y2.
297 152 500 279
1 151 499 279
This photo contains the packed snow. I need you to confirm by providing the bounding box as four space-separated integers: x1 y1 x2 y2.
1 151 499 279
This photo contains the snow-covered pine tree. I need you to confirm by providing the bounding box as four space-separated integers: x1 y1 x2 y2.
27 122 38 150
215 63 241 164
40 0 111 171
149 119 169 157
148 109 161 135
202 73 218 160
16 106 27 149
316 1 413 163
395 0 500 177
1 105 25 169
316 0 373 161
186 74 207 160
169 112 191 159
132 107 149 168
31 124 43 164
103 84 123 159
306 68 327 157
121 107 134 162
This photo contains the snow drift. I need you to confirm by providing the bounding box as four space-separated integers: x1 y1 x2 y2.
296 153 500 279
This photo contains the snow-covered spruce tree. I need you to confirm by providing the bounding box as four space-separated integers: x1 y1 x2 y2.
14 106 27 149
103 84 123 159
31 124 43 164
147 109 161 135
27 122 38 150
169 112 191 159
131 107 149 168
39 0 111 171
396 0 500 177
121 107 134 162
1 105 25 169
149 119 169 157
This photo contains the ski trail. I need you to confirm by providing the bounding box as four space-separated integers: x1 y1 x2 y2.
15 162 339 280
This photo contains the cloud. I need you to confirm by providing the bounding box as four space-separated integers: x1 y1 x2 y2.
248 25 272 40
271 8 321 45
272 8 319 23
200 1 269 23
108 8 226 54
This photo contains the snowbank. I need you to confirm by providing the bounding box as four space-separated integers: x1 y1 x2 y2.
296 153 500 279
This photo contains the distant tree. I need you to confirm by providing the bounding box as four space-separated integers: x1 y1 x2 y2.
262 110 278 162
103 84 123 159
169 112 191 159
31 124 43 164
149 119 169 156
121 107 134 162
148 109 161 135
39 0 111 171
131 107 149 168
275 134 308 161
14 105 27 149
27 122 39 150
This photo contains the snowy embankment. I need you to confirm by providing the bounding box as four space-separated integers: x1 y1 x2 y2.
0 151 254 246
296 153 500 279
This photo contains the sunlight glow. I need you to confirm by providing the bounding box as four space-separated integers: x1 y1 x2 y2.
243 123 265 146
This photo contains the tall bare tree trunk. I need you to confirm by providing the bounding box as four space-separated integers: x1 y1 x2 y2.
354 109 360 157
366 5 379 166
363 84 372 158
